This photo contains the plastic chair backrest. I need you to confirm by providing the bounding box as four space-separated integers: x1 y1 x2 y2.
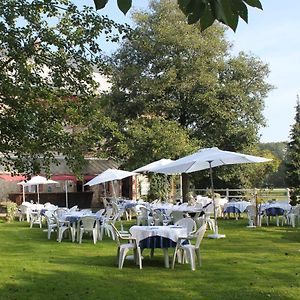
204 203 214 214
45 213 56 226
111 202 120 214
170 211 185 223
153 209 164 223
246 205 256 217
104 207 114 219
53 208 68 219
195 224 207 249
80 216 97 230
140 206 150 218
101 197 107 207
96 209 105 216
19 204 30 214
69 205 78 212
292 204 300 216
175 217 196 235
110 223 122 246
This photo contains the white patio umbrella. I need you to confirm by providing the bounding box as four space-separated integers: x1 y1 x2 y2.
154 147 272 239
18 175 58 204
84 169 138 198
133 159 174 173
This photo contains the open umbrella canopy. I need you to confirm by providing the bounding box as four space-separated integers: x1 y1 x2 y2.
17 175 58 204
133 158 174 173
18 175 58 186
153 147 272 239
153 147 272 174
84 169 138 187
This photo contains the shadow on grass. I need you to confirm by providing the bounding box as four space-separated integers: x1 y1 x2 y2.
0 260 298 300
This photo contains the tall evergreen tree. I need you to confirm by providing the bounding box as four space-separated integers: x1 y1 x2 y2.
286 96 300 187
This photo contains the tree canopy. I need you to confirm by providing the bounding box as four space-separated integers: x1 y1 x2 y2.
0 0 128 175
102 0 273 189
259 142 287 187
106 0 272 154
93 0 263 31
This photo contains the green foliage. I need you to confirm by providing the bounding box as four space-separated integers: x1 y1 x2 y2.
289 187 300 206
2 201 18 222
259 142 287 160
118 116 199 170
286 98 300 188
93 0 263 31
148 173 170 201
105 0 272 180
259 142 288 187
0 0 129 175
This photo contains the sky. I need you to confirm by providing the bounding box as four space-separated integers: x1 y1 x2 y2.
77 0 300 143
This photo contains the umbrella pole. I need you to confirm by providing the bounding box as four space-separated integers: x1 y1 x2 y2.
65 181 68 208
207 161 226 239
37 184 40 204
112 180 116 198
209 162 217 231
179 175 183 203
104 182 107 199
22 185 25 202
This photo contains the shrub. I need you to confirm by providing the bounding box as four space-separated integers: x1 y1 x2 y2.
289 188 300 206
3 201 18 222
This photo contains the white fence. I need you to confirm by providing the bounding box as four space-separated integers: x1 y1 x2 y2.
188 188 290 202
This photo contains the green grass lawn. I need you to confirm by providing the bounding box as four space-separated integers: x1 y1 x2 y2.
0 217 299 300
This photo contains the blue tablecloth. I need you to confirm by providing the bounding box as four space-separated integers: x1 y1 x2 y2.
139 236 176 249
224 206 241 214
265 207 285 216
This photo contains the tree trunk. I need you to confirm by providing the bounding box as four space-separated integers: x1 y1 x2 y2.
182 173 189 203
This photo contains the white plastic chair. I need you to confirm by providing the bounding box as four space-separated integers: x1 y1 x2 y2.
172 224 207 271
292 204 300 225
136 206 153 226
110 223 142 269
245 205 256 227
44 211 58 239
99 207 115 240
54 215 74 243
78 216 98 244
29 210 42 228
18 204 31 222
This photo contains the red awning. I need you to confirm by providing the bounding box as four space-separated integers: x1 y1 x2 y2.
51 174 77 181
0 174 26 182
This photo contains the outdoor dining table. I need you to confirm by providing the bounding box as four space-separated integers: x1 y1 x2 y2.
151 204 203 217
129 225 188 268
223 201 251 214
259 201 292 226
64 212 102 242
